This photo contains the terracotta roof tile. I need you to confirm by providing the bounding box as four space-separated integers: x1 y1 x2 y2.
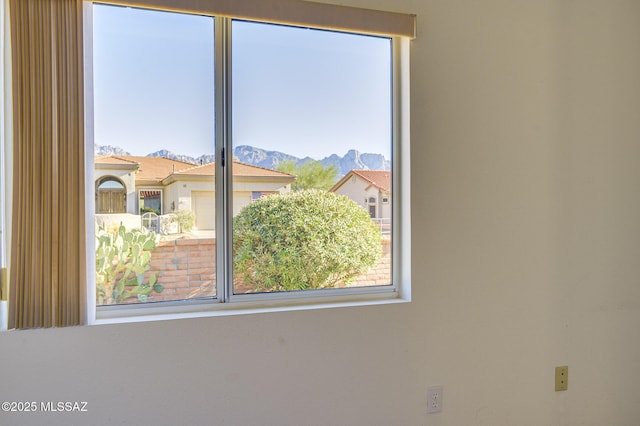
95 155 295 182
122 156 196 182
95 155 139 166
330 169 391 193
170 161 296 178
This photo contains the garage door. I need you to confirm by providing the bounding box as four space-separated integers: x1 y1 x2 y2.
192 191 215 230
233 191 252 216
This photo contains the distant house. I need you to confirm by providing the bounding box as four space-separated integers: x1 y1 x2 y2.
95 155 296 230
330 170 391 220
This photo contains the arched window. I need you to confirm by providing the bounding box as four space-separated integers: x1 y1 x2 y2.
96 176 126 213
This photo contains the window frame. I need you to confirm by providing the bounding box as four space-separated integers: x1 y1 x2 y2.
138 189 163 215
84 1 412 324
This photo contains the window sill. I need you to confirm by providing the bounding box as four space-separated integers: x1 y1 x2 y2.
91 290 409 325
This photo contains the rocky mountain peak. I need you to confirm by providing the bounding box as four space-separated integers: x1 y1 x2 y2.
95 144 390 177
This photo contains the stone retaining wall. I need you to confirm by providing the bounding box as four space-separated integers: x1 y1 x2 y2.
344 238 391 287
142 237 391 302
145 238 216 302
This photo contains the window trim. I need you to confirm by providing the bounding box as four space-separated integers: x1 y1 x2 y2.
138 188 163 215
94 289 408 324
99 0 416 39
84 1 412 324
84 0 97 325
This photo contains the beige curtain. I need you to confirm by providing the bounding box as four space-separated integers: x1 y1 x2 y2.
8 0 86 328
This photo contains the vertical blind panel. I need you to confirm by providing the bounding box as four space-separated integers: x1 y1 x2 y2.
8 0 86 329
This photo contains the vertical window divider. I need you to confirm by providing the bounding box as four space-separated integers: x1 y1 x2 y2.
391 36 411 301
390 36 399 295
84 0 97 323
215 17 232 303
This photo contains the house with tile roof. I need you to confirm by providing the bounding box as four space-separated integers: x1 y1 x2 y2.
95 155 295 231
329 170 391 220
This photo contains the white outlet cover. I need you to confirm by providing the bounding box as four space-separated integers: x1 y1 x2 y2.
427 386 443 413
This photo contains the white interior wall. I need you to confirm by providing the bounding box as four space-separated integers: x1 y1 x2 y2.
1 1 640 425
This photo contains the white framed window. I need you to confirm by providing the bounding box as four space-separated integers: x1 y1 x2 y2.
139 189 163 215
86 0 413 322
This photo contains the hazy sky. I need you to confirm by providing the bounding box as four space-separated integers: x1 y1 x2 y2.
92 4 392 160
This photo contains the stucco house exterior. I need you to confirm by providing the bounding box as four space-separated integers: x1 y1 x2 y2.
95 155 295 231
329 169 391 220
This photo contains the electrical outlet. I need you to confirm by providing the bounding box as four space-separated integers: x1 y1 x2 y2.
427 386 443 413
555 366 568 391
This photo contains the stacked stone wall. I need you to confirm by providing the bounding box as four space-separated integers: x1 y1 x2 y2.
142 237 391 302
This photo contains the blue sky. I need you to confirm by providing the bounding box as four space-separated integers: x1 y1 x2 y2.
93 5 391 160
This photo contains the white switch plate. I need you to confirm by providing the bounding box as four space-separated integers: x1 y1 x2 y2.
427 386 443 413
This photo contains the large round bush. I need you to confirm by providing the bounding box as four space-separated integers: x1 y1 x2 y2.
233 190 382 291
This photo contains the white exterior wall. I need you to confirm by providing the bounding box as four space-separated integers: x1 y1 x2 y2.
379 193 391 219
334 175 368 210
163 182 178 213
166 180 215 212
233 180 291 193
165 180 290 214
333 175 391 219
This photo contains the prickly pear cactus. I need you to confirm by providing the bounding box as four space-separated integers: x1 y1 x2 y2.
95 224 163 304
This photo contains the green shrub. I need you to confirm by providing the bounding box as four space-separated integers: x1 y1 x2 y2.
95 224 163 304
276 159 338 191
175 209 195 233
233 190 382 291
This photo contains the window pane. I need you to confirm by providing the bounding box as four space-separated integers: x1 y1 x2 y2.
92 5 216 305
231 21 392 294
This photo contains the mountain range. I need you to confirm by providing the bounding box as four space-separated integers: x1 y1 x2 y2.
95 144 390 177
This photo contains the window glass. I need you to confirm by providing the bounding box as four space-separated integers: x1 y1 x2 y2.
97 177 125 189
92 5 216 305
231 21 393 294
139 190 162 215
